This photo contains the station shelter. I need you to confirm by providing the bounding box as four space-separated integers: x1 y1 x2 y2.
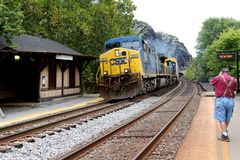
0 35 95 102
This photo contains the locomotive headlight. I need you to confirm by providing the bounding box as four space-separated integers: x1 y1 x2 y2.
124 69 129 73
103 71 108 75
115 50 120 57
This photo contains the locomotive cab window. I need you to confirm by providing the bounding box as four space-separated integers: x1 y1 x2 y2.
105 42 120 51
122 41 140 50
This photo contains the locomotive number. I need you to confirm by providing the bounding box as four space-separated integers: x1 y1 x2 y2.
110 57 127 65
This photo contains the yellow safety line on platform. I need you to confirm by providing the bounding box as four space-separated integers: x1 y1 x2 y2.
0 98 104 128
220 142 230 160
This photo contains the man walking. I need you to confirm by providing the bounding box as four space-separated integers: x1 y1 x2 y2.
210 68 236 142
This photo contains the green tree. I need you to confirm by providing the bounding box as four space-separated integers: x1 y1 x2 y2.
195 17 240 81
204 28 240 77
0 0 24 43
87 0 136 56
196 17 240 53
20 0 136 56
184 60 196 81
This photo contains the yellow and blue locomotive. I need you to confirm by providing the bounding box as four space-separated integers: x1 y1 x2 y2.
96 36 179 99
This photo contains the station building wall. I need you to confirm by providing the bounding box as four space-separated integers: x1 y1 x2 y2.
40 63 81 99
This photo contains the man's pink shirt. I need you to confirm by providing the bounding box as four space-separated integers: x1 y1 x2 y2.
210 73 236 98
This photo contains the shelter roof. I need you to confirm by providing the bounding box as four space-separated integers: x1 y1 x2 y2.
0 35 94 59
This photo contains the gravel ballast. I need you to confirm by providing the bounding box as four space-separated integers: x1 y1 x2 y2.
0 97 161 160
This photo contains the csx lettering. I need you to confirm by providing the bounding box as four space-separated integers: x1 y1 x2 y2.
110 58 127 65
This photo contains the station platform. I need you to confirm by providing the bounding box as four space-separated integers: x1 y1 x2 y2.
0 94 103 128
176 92 240 160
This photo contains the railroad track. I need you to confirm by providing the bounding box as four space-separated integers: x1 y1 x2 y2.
134 81 198 159
0 99 134 145
59 80 199 160
0 82 178 145
0 81 184 159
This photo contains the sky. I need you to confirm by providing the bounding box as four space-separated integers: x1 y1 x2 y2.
132 0 240 57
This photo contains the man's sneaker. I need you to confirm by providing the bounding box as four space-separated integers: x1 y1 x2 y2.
218 134 230 142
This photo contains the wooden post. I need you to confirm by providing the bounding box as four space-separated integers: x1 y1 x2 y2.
79 67 84 95
76 61 84 96
59 61 69 96
77 59 91 96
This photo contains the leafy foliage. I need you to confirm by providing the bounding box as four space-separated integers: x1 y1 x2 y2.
204 29 240 77
184 60 196 81
0 0 24 44
196 17 240 54
194 17 240 81
19 0 135 56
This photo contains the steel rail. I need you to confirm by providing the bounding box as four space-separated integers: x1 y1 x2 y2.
60 80 186 160
133 82 198 159
0 99 132 145
0 100 107 130
0 81 181 146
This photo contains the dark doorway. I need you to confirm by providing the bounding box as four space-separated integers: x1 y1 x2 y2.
0 55 40 102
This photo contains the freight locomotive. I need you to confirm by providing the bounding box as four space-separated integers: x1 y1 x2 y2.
96 36 179 99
